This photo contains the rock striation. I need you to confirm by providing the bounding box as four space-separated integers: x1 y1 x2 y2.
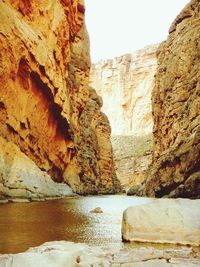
144 0 200 198
90 44 159 136
90 45 158 190
0 0 120 196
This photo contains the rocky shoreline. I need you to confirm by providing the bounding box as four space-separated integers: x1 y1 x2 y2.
0 240 199 267
0 197 200 266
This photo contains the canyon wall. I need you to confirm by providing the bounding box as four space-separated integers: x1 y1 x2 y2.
111 135 152 191
144 0 200 198
0 0 120 197
90 44 158 136
90 45 158 189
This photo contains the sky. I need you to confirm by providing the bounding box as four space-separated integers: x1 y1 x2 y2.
85 0 190 62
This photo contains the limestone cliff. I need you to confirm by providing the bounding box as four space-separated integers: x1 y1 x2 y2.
90 44 158 136
144 0 200 198
0 0 120 196
112 135 152 191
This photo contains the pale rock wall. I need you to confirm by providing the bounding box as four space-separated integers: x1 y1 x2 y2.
0 136 73 200
144 0 200 198
0 0 120 195
90 44 159 136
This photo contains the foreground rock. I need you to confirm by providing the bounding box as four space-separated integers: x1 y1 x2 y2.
0 242 109 267
144 0 200 198
122 198 200 246
0 137 73 200
0 0 120 195
0 241 199 267
90 44 158 136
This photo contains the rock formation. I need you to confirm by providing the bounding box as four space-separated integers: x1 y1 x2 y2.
122 198 200 246
0 0 120 196
111 135 152 191
90 44 158 136
0 136 73 201
144 0 200 198
90 45 158 190
1 239 200 266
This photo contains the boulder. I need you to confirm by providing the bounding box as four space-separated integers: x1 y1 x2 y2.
122 198 200 246
90 207 103 213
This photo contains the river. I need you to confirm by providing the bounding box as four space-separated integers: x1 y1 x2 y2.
0 195 152 254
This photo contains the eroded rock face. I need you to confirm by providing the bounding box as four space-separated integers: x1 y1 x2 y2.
0 1 119 194
144 0 200 198
90 44 158 136
0 136 73 200
111 135 152 191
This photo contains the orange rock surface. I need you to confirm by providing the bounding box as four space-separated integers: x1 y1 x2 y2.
0 0 120 195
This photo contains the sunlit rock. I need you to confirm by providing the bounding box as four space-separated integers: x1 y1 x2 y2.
0 241 110 267
90 44 158 136
0 240 199 267
0 0 120 195
122 198 200 246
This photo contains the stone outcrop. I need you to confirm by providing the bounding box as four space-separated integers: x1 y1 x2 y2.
0 0 120 195
90 44 158 136
1 240 200 267
144 0 200 198
0 136 73 200
111 135 152 191
0 241 110 267
122 198 200 246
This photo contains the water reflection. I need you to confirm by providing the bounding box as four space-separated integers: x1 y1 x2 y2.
0 195 152 254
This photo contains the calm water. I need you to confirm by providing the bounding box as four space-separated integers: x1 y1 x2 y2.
0 195 152 254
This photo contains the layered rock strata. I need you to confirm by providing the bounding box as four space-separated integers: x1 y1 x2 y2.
90 44 158 136
0 0 120 195
144 0 200 198
90 45 158 189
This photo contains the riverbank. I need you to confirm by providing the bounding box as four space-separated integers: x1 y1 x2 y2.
0 196 199 266
0 241 200 267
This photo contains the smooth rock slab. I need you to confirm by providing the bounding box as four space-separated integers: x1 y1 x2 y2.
122 198 200 246
0 241 199 267
0 241 110 267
